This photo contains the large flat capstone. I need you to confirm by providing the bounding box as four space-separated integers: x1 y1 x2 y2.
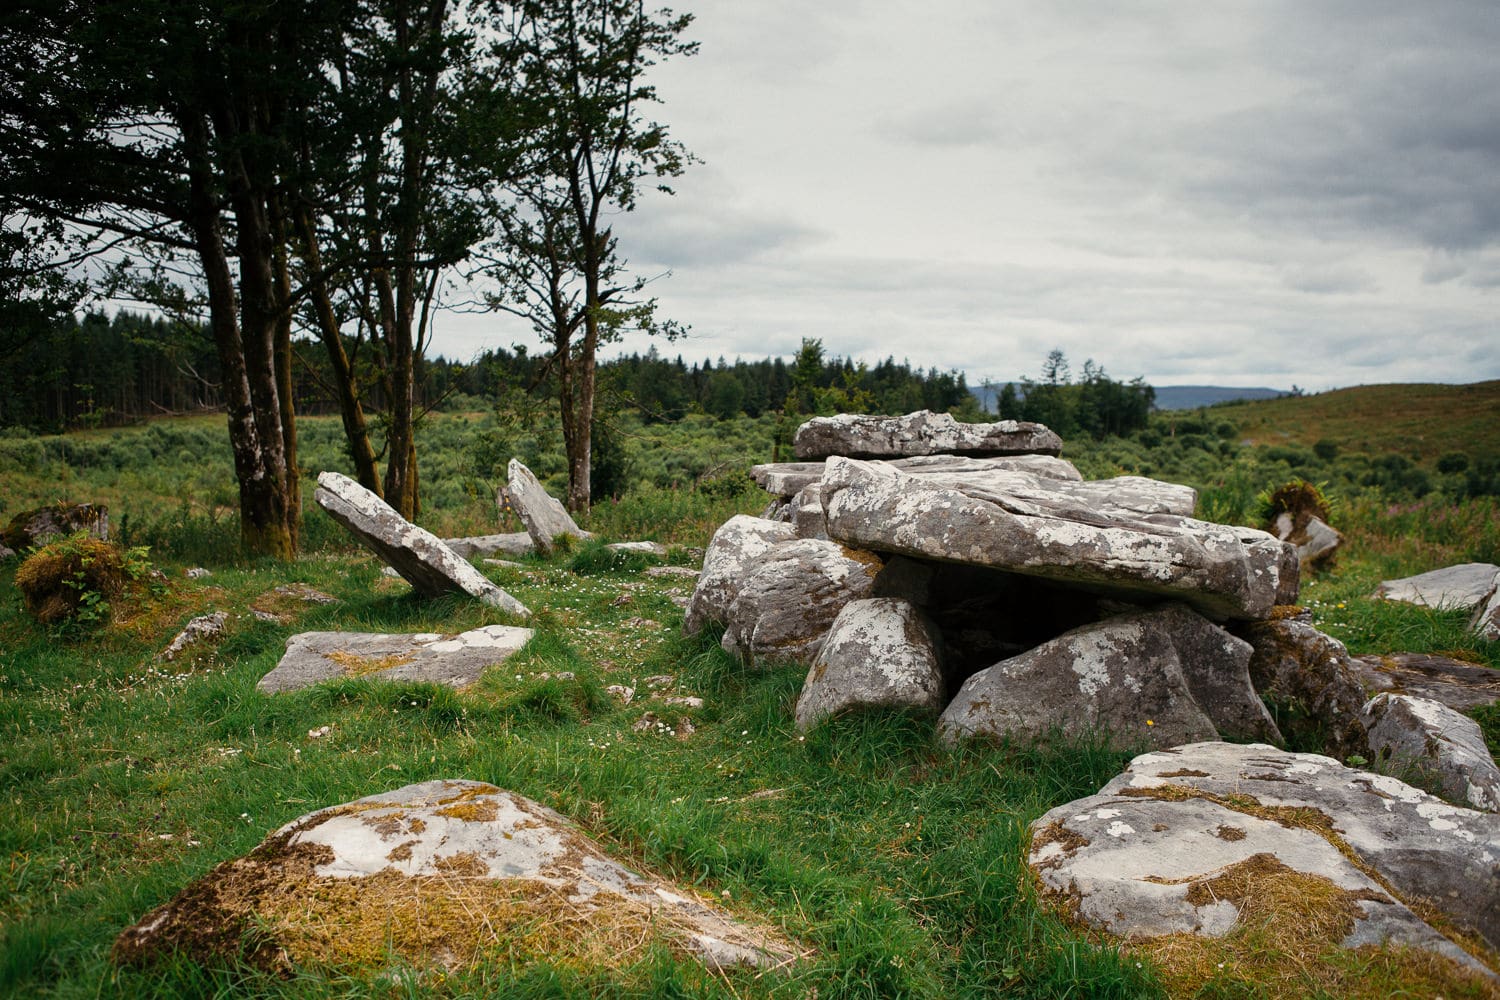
751 453 1084 498
793 410 1062 460
315 472 528 616
257 625 535 693
114 780 801 973
821 457 1292 620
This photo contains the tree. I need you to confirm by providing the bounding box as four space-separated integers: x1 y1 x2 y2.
480 0 695 511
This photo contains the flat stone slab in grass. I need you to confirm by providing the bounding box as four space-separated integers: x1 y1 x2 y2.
1030 742 1500 976
443 533 533 559
507 459 590 555
257 625 535 693
1353 652 1500 713
114 780 801 974
793 410 1062 460
1374 562 1500 610
315 472 529 617
822 457 1293 621
751 453 1083 498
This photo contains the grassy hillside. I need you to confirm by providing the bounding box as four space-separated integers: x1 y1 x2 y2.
1185 380 1500 467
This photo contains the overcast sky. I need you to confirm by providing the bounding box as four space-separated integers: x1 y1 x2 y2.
437 0 1500 391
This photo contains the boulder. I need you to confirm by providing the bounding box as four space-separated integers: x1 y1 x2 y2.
114 780 799 973
1063 742 1500 951
1 501 109 550
1374 562 1500 610
314 472 529 617
822 457 1291 621
443 533 534 559
257 624 535 694
1473 584 1500 642
1274 512 1343 570
1353 652 1500 714
683 515 796 635
1029 742 1495 974
793 410 1062 460
721 539 884 668
938 605 1272 749
795 598 945 731
1236 617 1368 759
160 612 228 662
1361 693 1500 812
786 482 827 539
507 459 589 555
750 453 1082 498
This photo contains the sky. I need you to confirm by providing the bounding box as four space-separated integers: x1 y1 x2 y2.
434 0 1500 391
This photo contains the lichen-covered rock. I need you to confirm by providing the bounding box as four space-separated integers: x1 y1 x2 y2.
1236 617 1368 758
1 501 109 550
683 515 796 635
114 780 800 973
940 606 1233 750
1029 743 1495 975
160 612 228 663
721 539 884 668
1374 563 1500 610
443 533 534 559
793 410 1062 460
1362 693 1500 812
258 625 534 693
786 482 827 540
795 598 944 730
1472 583 1500 642
506 459 589 555
750 453 1083 498
1037 741 1500 953
822 457 1289 621
1155 604 1281 744
315 472 529 617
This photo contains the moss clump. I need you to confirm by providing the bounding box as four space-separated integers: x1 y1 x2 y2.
13 533 150 625
1258 478 1335 535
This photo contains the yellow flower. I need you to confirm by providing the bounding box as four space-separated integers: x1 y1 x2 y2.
1146 719 1155 726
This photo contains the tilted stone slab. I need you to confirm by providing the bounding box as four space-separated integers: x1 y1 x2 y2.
1061 741 1500 952
114 780 800 973
507 459 589 555
751 453 1083 498
683 515 796 635
443 533 534 559
258 625 534 693
1374 562 1500 610
822 457 1290 621
1029 746 1491 975
938 605 1265 750
1473 584 1500 642
1354 652 1500 714
793 410 1062 460
795 598 945 731
1362 693 1500 813
721 539 885 668
315 472 529 617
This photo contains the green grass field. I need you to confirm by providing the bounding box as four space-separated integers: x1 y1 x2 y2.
1 391 1498 998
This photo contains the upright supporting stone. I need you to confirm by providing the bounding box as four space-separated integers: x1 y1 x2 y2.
507 459 590 555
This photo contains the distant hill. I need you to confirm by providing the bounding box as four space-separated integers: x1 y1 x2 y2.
1151 386 1287 410
969 383 1287 412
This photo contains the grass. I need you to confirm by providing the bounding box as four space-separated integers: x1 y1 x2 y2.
1 395 1498 997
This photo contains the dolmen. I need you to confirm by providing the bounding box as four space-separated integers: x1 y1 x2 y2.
687 412 1500 814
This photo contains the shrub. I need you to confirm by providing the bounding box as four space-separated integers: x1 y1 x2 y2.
1256 478 1335 533
13 533 154 626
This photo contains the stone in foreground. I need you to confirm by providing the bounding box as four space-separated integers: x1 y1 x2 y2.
1362 693 1500 812
1051 741 1500 952
507 459 590 555
795 598 945 731
822 458 1292 620
114 780 800 973
315 472 528 617
258 625 535 693
793 410 1062 460
939 605 1274 750
1374 562 1500 610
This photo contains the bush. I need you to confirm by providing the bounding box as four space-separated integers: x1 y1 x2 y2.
13 533 154 626
1256 478 1335 533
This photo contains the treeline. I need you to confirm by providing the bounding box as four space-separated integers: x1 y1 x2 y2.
992 350 1155 440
